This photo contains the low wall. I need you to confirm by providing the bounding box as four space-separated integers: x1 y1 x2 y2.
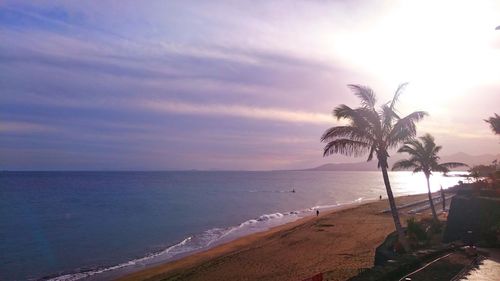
443 195 500 246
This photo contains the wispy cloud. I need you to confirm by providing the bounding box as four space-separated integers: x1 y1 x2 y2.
143 100 333 124
0 121 56 133
1 1 499 170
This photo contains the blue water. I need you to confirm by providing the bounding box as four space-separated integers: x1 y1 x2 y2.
0 171 464 280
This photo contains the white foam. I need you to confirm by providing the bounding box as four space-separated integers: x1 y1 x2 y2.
47 236 194 281
46 200 363 281
309 203 341 210
256 212 284 221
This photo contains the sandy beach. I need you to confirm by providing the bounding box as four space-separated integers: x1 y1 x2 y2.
117 193 433 281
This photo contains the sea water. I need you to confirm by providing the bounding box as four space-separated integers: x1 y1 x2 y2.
0 171 465 280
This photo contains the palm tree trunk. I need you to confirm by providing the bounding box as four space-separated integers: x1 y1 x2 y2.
425 175 438 221
380 163 410 252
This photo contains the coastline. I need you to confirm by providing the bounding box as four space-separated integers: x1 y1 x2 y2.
47 197 374 281
32 170 466 281
117 193 432 281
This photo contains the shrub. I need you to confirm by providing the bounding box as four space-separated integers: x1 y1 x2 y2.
430 219 443 234
407 217 427 242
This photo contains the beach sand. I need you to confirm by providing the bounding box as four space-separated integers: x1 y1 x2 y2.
117 194 431 281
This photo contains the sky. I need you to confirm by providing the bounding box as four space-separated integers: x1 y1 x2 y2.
1 0 499 170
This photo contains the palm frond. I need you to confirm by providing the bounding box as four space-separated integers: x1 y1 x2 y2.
358 107 382 134
432 145 442 155
333 105 371 125
387 111 427 148
419 133 435 153
333 104 353 120
392 159 420 171
389 132 417 149
413 166 423 173
348 84 376 109
389 82 409 110
439 162 469 169
320 126 373 143
397 143 419 155
484 113 500 135
332 105 375 133
323 139 370 157
419 133 435 144
381 104 398 131
431 163 449 174
401 111 427 123
367 145 376 162
381 104 397 119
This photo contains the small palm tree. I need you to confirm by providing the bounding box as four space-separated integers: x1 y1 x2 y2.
392 134 468 221
321 83 426 251
485 113 500 135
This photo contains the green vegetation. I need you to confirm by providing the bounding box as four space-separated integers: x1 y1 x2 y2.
406 217 444 249
469 164 497 177
407 217 428 243
392 134 467 221
321 83 427 251
468 162 499 189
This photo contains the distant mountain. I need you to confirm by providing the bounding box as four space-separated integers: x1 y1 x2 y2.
306 161 378 171
307 152 500 171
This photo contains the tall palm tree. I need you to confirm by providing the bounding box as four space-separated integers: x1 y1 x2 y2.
321 83 426 251
392 134 468 221
485 113 500 135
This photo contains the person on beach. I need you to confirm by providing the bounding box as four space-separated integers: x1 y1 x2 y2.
379 195 382 200
316 209 319 216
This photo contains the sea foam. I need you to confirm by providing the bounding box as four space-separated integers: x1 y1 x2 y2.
46 202 349 281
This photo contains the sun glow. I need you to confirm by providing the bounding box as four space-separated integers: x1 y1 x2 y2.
333 1 500 111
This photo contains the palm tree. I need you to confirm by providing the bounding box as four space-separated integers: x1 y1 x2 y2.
485 113 500 135
321 83 426 251
392 134 468 221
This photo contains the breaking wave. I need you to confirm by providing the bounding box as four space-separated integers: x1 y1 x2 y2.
46 198 366 281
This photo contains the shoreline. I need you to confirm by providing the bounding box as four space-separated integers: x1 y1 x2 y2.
6 171 465 281
49 198 375 281
116 193 433 281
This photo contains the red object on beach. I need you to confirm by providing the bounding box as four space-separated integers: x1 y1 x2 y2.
302 273 323 281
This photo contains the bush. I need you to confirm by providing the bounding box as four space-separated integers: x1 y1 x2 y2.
407 217 427 242
430 219 443 234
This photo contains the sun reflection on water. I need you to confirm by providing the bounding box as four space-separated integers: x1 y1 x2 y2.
388 171 467 195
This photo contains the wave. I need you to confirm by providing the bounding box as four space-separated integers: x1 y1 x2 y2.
45 237 194 281
46 198 366 281
308 197 365 211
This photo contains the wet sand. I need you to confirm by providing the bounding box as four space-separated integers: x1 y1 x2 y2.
117 194 431 281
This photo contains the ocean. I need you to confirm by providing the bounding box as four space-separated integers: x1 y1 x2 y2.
0 171 465 280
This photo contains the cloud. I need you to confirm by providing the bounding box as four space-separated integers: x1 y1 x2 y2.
1 1 499 170
0 121 56 133
142 100 333 124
